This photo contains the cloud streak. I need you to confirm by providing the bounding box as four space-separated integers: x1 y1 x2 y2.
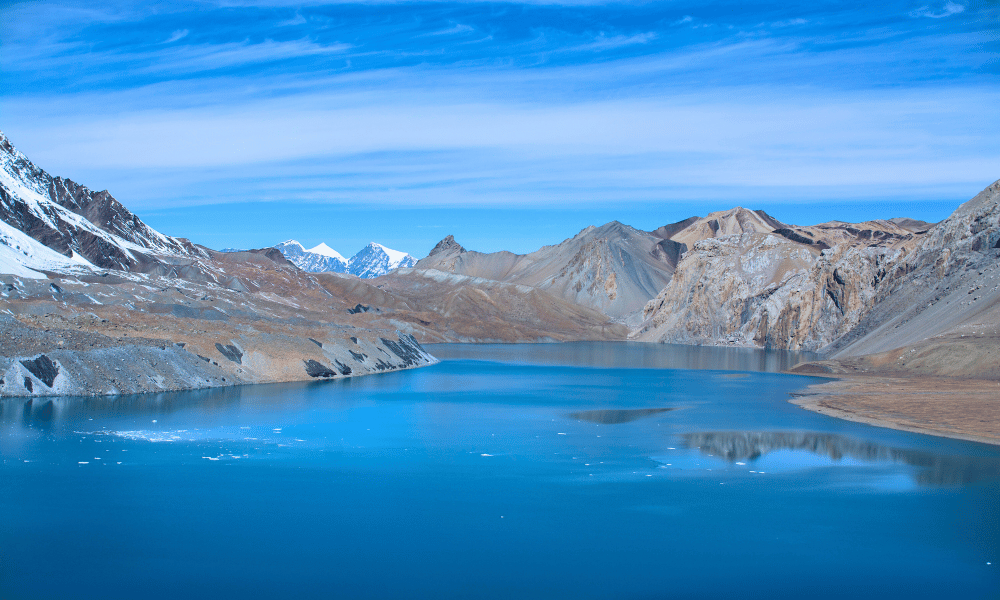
910 2 965 19
0 0 995 217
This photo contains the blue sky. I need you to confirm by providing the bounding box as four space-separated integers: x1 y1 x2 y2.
1 0 997 255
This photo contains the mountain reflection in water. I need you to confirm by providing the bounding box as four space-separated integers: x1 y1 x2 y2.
0 385 248 428
569 408 676 424
428 341 815 373
682 431 1000 486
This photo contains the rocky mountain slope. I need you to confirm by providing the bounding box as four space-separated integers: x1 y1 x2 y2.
798 179 1000 369
0 131 207 274
634 181 998 362
321 268 628 343
412 208 795 324
415 222 678 320
0 249 437 397
653 207 786 247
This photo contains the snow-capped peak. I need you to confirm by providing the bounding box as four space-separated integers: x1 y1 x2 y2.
274 239 348 274
369 242 410 267
308 243 346 261
279 239 306 251
273 238 414 278
348 242 416 278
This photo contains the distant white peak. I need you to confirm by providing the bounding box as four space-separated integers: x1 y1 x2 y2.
370 242 410 264
308 243 346 260
277 239 305 249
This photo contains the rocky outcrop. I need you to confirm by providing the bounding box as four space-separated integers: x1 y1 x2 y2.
821 178 1000 358
635 179 1000 355
632 233 889 350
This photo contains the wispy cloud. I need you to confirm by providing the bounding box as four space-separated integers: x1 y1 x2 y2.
771 18 807 28
277 13 308 26
164 29 189 43
428 23 474 36
575 32 657 52
141 38 352 74
910 2 965 19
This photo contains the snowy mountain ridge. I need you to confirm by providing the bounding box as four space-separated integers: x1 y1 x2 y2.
0 130 206 277
276 239 415 278
349 242 416 278
275 240 349 274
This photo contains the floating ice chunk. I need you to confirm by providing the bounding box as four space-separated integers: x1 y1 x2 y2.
78 461 89 464
557 433 566 435
480 454 493 457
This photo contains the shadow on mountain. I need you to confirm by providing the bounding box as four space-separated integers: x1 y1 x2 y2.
681 431 1000 486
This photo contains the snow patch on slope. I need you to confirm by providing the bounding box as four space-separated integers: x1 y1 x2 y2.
0 219 91 278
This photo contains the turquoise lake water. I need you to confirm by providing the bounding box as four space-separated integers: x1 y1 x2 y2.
1 342 998 599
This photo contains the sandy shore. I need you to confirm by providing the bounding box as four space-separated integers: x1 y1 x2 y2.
789 375 1000 446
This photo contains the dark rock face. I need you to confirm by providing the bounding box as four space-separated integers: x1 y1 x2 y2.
20 355 59 388
774 228 824 247
334 360 352 375
652 238 687 267
428 235 466 256
347 304 370 314
215 343 243 364
651 216 700 240
379 335 425 367
303 359 337 378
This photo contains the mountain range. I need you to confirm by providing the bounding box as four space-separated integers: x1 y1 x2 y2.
275 239 415 278
0 130 437 398
2 126 999 443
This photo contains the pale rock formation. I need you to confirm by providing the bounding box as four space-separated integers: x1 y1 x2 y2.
635 179 1000 355
632 233 899 350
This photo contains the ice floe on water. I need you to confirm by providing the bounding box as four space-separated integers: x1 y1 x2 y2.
74 430 190 443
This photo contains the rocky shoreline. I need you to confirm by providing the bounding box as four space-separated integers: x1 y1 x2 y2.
1 312 437 398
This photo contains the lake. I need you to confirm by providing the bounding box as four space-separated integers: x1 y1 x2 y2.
1 342 998 599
